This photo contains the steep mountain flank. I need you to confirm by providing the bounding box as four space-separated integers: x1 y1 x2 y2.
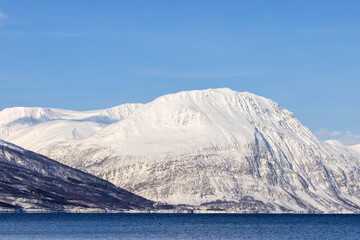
0 140 155 212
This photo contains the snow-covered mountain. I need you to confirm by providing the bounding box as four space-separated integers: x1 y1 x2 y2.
1 88 360 213
0 139 155 212
0 104 141 151
325 140 360 156
350 144 360 154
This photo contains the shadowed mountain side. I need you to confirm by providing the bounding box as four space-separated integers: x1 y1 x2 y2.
0 139 160 212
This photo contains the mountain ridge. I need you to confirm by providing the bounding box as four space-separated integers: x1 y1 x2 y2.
1 88 359 213
0 103 142 151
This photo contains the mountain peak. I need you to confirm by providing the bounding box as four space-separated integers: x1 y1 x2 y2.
1 89 360 212
88 88 296 156
153 88 264 102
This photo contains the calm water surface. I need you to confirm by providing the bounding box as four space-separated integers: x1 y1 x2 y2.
0 213 359 240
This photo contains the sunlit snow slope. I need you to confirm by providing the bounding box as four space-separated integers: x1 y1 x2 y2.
0 104 141 151
350 144 360 154
1 88 360 213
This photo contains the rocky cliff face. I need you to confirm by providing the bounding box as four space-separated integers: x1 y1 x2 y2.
1 88 360 213
0 140 155 212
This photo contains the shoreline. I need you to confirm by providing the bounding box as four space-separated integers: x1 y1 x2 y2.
1 209 358 214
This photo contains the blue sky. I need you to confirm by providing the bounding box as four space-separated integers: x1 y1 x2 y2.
0 0 359 144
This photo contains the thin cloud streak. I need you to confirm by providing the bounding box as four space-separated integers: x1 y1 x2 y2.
129 69 273 79
0 10 6 24
0 31 87 37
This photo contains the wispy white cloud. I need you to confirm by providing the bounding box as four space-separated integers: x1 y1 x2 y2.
0 10 7 24
37 31 86 37
0 31 86 37
128 69 272 79
316 128 360 146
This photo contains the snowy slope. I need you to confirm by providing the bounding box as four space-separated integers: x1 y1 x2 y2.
0 104 142 151
326 140 360 156
44 89 322 156
350 144 360 154
1 88 360 213
0 139 155 212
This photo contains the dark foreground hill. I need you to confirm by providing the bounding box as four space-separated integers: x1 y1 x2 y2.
0 139 158 212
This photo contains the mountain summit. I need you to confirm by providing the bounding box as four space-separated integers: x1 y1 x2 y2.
1 88 360 213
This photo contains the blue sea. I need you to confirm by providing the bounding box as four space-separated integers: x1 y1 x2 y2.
0 213 359 239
